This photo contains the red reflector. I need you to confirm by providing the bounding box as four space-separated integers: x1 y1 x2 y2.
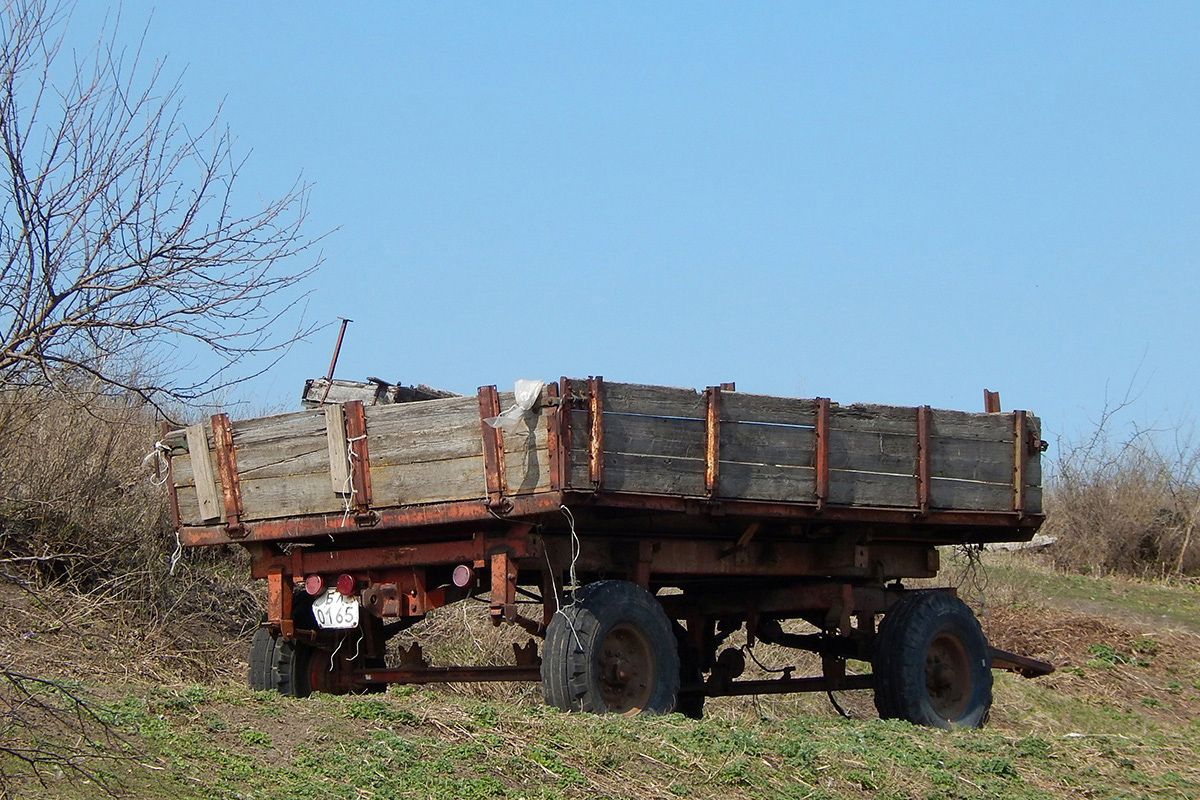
452 564 473 588
336 573 356 596
304 574 324 596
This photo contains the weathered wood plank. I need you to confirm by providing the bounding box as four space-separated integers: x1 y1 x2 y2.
604 413 705 458
597 382 707 419
505 448 552 495
600 452 706 496
828 470 918 508
172 456 195 488
720 393 818 426
720 422 815 468
718 461 816 502
829 404 918 435
828 429 917 476
501 407 549 456
234 436 329 480
929 437 1013 485
176 486 205 526
366 398 484 467
231 410 326 446
930 410 1016 443
929 478 1011 512
240 473 345 520
370 456 488 507
326 404 351 494
185 424 221 522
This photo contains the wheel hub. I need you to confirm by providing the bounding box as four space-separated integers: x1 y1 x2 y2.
925 632 971 719
598 623 654 714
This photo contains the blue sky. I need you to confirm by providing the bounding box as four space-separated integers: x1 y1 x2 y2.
68 3 1200 447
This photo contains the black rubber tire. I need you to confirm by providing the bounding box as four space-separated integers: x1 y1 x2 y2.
247 625 277 691
273 638 316 697
872 590 992 729
541 580 680 715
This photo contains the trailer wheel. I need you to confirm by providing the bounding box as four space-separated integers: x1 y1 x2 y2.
872 591 992 729
269 639 310 696
542 580 680 715
247 624 277 691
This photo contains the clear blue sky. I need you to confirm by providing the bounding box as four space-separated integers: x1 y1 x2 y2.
71 2 1200 448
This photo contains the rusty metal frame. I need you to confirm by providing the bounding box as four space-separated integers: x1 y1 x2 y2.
587 376 604 487
490 550 519 622
211 413 245 538
814 397 830 512
579 489 1042 534
990 645 1055 678
704 386 721 498
343 400 373 522
916 405 932 514
708 674 875 696
179 492 567 547
160 421 182 530
545 380 565 491
248 528 539 580
357 666 542 685
477 385 508 509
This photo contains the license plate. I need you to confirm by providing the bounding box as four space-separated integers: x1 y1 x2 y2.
311 589 360 630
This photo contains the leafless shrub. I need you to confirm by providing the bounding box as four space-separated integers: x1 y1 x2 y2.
0 671 128 798
1043 400 1200 578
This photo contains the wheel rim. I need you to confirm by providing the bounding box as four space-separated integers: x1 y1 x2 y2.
925 631 972 720
598 623 654 714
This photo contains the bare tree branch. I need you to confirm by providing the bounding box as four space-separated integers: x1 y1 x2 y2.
0 0 319 415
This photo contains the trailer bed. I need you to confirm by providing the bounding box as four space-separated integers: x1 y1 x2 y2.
168 377 1042 548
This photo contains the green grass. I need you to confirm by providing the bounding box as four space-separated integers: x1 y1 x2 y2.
5 552 1200 799
974 553 1200 633
5 679 1198 800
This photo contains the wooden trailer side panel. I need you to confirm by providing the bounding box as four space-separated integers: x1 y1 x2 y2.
168 378 1042 528
565 380 1041 514
168 390 554 526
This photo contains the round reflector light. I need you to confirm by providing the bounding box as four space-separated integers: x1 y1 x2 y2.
452 564 473 588
336 573 356 596
304 574 324 596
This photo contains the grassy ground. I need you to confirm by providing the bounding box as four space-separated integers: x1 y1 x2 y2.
4 550 1200 799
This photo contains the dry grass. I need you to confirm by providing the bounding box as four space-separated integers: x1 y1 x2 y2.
1043 407 1200 578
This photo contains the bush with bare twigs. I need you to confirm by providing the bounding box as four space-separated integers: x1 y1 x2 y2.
1042 402 1200 578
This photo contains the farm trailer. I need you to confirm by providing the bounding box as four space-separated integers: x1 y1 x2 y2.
165 377 1053 728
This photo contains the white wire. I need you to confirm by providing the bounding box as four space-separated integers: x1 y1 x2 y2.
168 530 183 576
339 433 366 528
142 441 171 487
560 504 580 592
550 504 585 651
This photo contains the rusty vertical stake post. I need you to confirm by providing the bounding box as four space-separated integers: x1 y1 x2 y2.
705 386 721 498
490 550 517 622
984 389 1001 413
1013 411 1028 514
545 380 563 491
319 317 353 404
478 386 508 509
344 400 373 517
267 569 294 636
916 405 932 514
588 376 605 488
814 398 830 512
160 421 182 530
558 376 572 487
211 413 245 538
